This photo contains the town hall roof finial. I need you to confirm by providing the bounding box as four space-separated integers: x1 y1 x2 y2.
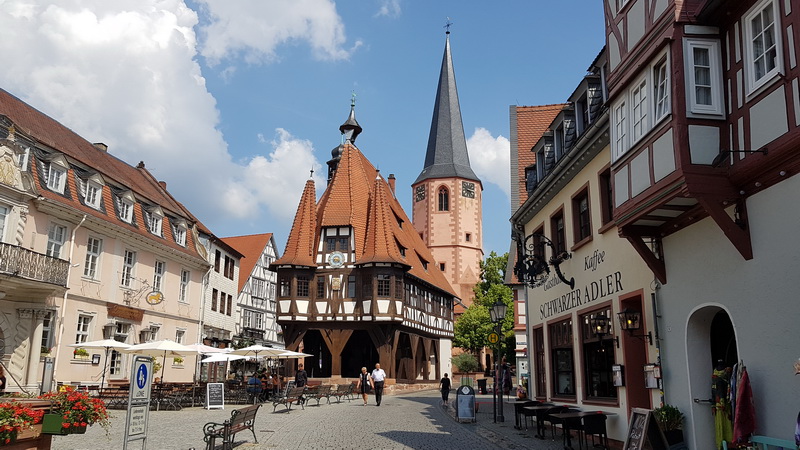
339 91 362 144
444 17 453 35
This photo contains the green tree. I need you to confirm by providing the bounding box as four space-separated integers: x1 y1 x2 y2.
453 304 493 354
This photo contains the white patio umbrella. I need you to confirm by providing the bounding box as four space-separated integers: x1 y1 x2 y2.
276 350 313 359
229 344 286 359
121 339 195 382
68 339 131 391
184 343 227 354
200 353 247 363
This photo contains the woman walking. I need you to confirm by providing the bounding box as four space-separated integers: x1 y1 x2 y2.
439 373 451 406
356 366 372 406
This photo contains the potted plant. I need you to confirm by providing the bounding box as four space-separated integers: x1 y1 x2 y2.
653 404 687 449
0 401 44 445
172 356 184 365
39 388 110 435
72 348 89 360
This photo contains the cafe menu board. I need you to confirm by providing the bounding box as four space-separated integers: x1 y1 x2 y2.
206 383 225 410
623 408 669 450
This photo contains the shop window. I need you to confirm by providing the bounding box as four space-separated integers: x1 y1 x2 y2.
581 308 618 400
550 318 575 397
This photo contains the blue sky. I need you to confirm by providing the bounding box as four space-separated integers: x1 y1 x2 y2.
0 0 604 258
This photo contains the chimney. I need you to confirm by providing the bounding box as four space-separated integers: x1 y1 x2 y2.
159 181 167 190
93 142 108 152
388 174 396 197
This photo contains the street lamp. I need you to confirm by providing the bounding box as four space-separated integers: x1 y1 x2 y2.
490 300 507 423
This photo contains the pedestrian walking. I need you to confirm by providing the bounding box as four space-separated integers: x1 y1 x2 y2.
370 363 386 406
439 373 451 406
356 366 372 406
295 363 308 405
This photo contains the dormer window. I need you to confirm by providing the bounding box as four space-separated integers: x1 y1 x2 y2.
115 191 136 223
46 163 66 193
172 221 187 247
145 207 164 236
84 181 102 209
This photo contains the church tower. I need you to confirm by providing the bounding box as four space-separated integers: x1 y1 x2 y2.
412 30 483 313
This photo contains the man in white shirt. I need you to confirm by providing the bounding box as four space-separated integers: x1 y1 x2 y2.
370 363 387 406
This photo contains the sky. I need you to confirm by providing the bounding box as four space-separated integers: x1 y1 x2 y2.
0 0 605 259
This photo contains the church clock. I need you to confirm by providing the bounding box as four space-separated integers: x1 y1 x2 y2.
415 185 426 202
461 181 475 198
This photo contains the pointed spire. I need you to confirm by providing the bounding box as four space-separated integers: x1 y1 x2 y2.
358 173 407 267
414 31 479 185
272 178 317 267
339 91 362 143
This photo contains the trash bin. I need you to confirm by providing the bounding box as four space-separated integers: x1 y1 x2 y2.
455 385 476 423
477 378 487 395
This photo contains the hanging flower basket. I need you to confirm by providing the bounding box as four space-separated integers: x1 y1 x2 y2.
0 401 44 445
41 414 86 435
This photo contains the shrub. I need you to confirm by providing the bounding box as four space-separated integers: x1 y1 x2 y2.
653 404 684 430
451 353 479 373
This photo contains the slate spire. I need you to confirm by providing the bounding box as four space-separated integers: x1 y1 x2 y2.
414 31 479 184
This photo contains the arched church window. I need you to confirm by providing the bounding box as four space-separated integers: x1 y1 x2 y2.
438 187 449 211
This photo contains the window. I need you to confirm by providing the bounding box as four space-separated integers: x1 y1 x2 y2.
118 197 134 223
347 275 356 298
47 223 67 259
41 312 54 351
226 294 233 317
337 237 349 252
83 237 102 279
279 278 290 297
550 319 575 397
214 250 221 272
437 187 449 211
172 223 187 247
316 276 325 298
224 255 234 279
631 78 648 143
326 238 336 252
745 0 782 93
243 309 264 329
377 274 391 297
572 189 592 243
46 163 66 193
147 210 163 236
75 314 92 344
179 270 190 303
551 211 566 254
684 38 724 115
211 289 218 311
599 168 614 226
84 182 102 209
0 205 7 242
175 329 185 344
17 148 29 171
251 278 266 299
121 250 136 287
581 308 618 399
465 233 471 242
297 276 310 297
439 263 446 272
612 102 627 160
110 323 130 375
533 327 546 398
153 261 165 292
653 60 670 120
395 278 403 299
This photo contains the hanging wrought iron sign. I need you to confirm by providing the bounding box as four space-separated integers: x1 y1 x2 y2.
514 233 575 290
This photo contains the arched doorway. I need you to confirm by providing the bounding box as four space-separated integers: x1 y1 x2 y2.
686 306 738 450
341 330 379 378
302 330 332 378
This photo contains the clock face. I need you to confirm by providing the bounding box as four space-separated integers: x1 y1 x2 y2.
415 185 426 202
328 251 345 268
462 181 475 198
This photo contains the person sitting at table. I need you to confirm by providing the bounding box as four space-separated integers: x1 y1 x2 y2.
259 372 272 401
246 373 263 404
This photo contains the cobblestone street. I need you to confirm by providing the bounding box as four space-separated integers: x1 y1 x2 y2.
50 389 568 449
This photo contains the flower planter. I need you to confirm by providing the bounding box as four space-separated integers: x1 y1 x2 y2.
15 424 41 441
41 414 86 435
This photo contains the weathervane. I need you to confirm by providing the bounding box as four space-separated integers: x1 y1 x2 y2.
351 90 356 107
444 17 453 34
310 168 315 178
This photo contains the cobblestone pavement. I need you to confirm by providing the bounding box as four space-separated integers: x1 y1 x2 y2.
51 390 567 449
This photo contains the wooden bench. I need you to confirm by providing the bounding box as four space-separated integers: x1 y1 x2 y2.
305 385 332 406
723 436 797 450
203 404 261 450
271 386 306 412
330 382 356 403
96 388 129 409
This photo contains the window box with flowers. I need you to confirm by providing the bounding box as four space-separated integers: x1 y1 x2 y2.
0 401 44 446
39 388 110 435
172 356 184 366
72 348 89 360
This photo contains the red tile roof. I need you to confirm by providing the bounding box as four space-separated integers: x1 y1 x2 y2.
273 178 317 267
358 173 407 266
514 104 565 205
0 88 205 259
221 233 275 292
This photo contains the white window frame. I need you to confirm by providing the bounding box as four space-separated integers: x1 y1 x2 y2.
75 314 92 345
41 311 54 350
153 260 165 292
119 197 134 223
121 249 137 287
0 204 9 243
148 211 163 236
179 269 190 303
175 329 185 344
173 223 187 247
47 222 67 259
744 0 783 96
612 101 628 161
17 148 29 171
84 181 102 209
46 163 66 193
684 38 725 116
653 58 671 121
83 236 103 279
630 76 648 143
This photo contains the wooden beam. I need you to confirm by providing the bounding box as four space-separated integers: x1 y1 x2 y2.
695 197 753 260
622 232 667 284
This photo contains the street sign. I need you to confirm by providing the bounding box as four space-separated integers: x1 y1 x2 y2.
124 356 152 450
488 333 499 344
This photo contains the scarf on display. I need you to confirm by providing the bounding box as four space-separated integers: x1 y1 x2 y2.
733 366 756 443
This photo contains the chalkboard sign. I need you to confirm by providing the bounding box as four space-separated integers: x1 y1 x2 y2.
623 408 669 450
455 385 476 423
206 383 225 410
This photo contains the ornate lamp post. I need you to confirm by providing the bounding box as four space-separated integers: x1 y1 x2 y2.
489 300 507 423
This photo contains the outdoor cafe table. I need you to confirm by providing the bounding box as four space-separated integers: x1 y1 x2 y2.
523 405 562 439
548 410 617 449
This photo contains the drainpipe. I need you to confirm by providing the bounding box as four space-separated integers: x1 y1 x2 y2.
651 287 665 406
51 214 87 386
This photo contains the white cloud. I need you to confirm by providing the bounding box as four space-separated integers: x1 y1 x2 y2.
375 0 401 18
196 0 356 66
0 0 324 239
467 127 510 197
